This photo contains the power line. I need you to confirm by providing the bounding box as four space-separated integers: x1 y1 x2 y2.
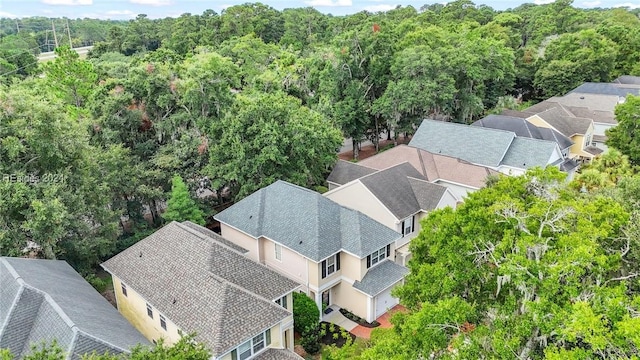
0 59 40 77
0 46 43 62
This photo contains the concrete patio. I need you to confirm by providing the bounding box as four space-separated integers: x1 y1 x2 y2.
321 305 358 331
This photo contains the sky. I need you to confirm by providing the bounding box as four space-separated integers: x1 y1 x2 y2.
0 0 639 20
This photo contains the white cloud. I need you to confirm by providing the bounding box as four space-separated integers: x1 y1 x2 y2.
533 0 554 4
106 10 135 15
614 2 640 8
582 0 601 6
364 4 396 12
305 0 352 6
129 0 172 6
41 0 92 5
0 11 18 18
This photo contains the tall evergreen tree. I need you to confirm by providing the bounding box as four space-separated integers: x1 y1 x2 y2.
162 175 205 225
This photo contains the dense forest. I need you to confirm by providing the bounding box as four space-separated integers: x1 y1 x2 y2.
2 1 640 357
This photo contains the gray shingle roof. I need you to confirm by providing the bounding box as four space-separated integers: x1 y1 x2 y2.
532 107 592 137
181 221 248 254
358 163 448 220
473 115 573 150
569 82 640 97
327 160 377 186
254 348 305 360
560 158 580 172
614 76 640 85
352 260 408 296
408 177 449 211
500 137 558 169
0 258 149 359
548 93 622 113
101 222 298 357
409 120 516 167
215 181 401 261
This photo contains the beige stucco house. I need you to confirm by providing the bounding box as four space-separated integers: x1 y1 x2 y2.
214 181 406 323
325 162 458 265
101 221 303 360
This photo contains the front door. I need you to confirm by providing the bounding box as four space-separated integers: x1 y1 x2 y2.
322 289 330 308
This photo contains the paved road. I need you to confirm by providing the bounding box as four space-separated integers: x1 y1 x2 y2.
340 130 394 154
38 46 93 61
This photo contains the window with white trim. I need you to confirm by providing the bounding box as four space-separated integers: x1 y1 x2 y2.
321 253 340 279
146 303 153 319
121 282 127 297
402 215 415 236
160 314 167 330
275 243 282 261
367 246 388 269
230 329 271 360
275 295 287 309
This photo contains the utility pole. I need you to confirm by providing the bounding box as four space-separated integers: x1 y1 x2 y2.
51 20 59 48
66 19 72 49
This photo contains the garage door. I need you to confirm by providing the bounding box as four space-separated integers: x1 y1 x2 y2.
375 287 398 319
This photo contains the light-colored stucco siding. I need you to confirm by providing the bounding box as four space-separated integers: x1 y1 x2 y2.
433 180 476 201
261 238 309 287
339 251 363 282
219 223 259 261
594 122 614 137
111 276 182 346
436 190 458 210
324 181 397 229
332 281 370 322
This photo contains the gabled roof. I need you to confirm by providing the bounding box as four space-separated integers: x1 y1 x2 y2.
327 160 377 186
101 222 298 357
408 177 450 211
500 137 559 169
530 107 592 137
563 106 616 125
614 75 640 85
181 221 248 254
357 145 496 190
409 119 516 167
0 257 149 360
352 260 408 296
548 92 622 113
215 181 401 261
569 82 640 97
473 114 573 150
355 163 448 220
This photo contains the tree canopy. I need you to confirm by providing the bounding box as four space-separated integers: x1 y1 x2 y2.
359 167 640 359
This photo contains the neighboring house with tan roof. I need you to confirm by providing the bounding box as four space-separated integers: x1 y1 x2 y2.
523 105 602 161
520 92 623 151
352 145 497 200
0 257 149 360
215 180 406 323
408 120 568 178
101 221 302 360
324 162 458 266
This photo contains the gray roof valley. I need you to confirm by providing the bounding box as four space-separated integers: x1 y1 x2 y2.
215 180 401 261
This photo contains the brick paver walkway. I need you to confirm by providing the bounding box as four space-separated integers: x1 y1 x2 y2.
350 304 407 339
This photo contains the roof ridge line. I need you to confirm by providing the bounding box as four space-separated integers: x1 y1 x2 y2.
72 329 131 355
175 222 246 256
416 148 430 179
